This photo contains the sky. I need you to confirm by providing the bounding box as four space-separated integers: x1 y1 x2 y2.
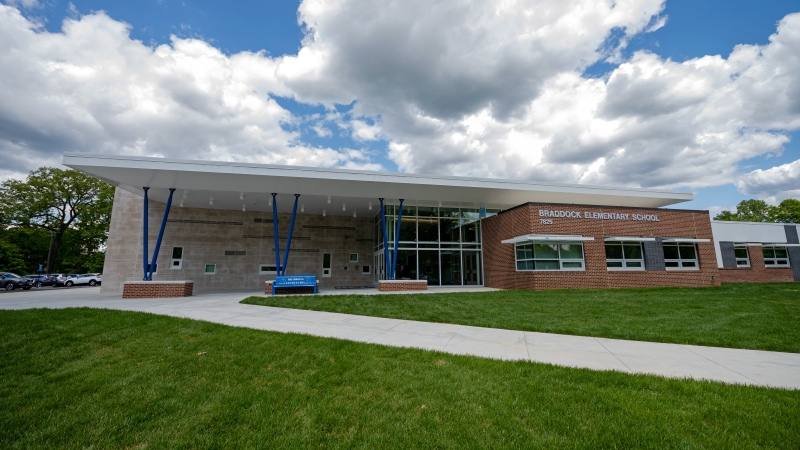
1 0 799 215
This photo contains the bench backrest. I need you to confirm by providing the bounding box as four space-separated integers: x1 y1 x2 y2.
273 275 316 288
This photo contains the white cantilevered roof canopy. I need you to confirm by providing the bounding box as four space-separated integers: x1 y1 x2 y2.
62 154 694 216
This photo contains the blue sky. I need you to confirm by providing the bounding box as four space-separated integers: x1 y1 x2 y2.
9 0 800 213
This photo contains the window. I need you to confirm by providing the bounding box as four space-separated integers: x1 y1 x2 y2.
605 242 644 270
322 253 332 277
362 265 371 274
204 264 216 275
663 243 698 270
171 247 183 269
146 263 157 274
515 242 585 271
763 246 790 267
733 244 750 268
349 253 358 262
259 264 277 274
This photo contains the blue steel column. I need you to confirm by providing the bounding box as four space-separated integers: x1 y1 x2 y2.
379 198 389 280
281 194 300 276
147 188 176 280
142 187 149 280
391 199 404 280
271 193 281 275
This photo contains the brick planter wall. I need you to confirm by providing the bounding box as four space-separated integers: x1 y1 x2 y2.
123 281 193 298
265 281 319 295
718 245 794 283
378 280 428 291
483 203 720 291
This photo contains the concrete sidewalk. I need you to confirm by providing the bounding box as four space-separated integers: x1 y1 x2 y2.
1 288 798 389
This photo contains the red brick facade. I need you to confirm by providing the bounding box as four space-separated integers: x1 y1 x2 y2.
122 281 193 298
718 245 794 283
378 280 429 291
483 203 720 290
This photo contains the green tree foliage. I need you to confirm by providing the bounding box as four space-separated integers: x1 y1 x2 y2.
769 198 800 223
714 198 800 224
0 168 114 273
0 240 26 274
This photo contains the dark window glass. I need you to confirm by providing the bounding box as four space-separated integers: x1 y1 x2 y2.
762 248 775 259
534 260 559 270
172 247 183 259
439 207 460 218
533 243 559 259
623 245 642 260
605 244 623 259
607 261 624 268
562 261 583 269
439 218 460 242
560 244 583 259
626 261 642 268
461 221 480 243
663 245 679 259
418 206 438 217
418 251 440 285
733 248 748 258
399 217 416 241
678 245 697 259
395 250 417 280
775 248 788 258
418 218 438 242
517 260 533 270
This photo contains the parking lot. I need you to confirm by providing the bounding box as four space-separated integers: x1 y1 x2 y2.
0 285 100 294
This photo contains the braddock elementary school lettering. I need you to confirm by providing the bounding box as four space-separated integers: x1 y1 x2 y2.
539 209 660 222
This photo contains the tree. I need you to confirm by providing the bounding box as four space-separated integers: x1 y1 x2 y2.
0 168 114 273
769 199 800 224
714 198 800 224
0 240 26 274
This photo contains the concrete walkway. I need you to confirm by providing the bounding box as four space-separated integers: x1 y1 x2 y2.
1 288 798 390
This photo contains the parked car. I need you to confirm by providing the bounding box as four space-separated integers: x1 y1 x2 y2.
23 274 58 288
64 273 102 287
0 273 33 291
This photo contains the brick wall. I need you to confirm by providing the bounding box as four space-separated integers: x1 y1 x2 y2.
103 188 376 293
122 282 193 298
718 244 794 283
483 203 720 290
378 280 428 291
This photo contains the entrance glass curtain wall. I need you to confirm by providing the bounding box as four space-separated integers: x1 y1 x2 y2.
374 205 494 286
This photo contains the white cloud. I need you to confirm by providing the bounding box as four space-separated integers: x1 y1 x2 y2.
736 159 800 202
0 5 379 180
2 0 800 203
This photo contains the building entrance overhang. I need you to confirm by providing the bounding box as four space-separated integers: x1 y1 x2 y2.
63 154 693 216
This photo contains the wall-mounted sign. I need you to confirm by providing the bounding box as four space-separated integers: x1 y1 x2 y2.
539 210 660 222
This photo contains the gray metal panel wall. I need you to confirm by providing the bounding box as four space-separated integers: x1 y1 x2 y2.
785 225 800 281
719 241 737 269
643 237 666 271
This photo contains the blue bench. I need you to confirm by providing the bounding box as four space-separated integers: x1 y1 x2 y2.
272 275 317 295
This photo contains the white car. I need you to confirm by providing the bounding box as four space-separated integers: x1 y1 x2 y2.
64 274 102 287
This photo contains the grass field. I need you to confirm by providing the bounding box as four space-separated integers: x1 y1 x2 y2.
1 308 798 448
243 283 800 353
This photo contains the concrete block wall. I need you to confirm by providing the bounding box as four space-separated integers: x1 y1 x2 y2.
102 188 375 293
482 203 720 290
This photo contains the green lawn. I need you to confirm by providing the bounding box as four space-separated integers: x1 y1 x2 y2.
243 283 800 353
1 309 798 448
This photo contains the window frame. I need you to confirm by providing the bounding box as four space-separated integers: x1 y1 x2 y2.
604 241 645 271
762 246 790 267
170 246 183 269
349 253 359 262
733 243 750 268
204 264 216 275
514 241 586 272
362 265 371 274
663 243 699 271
